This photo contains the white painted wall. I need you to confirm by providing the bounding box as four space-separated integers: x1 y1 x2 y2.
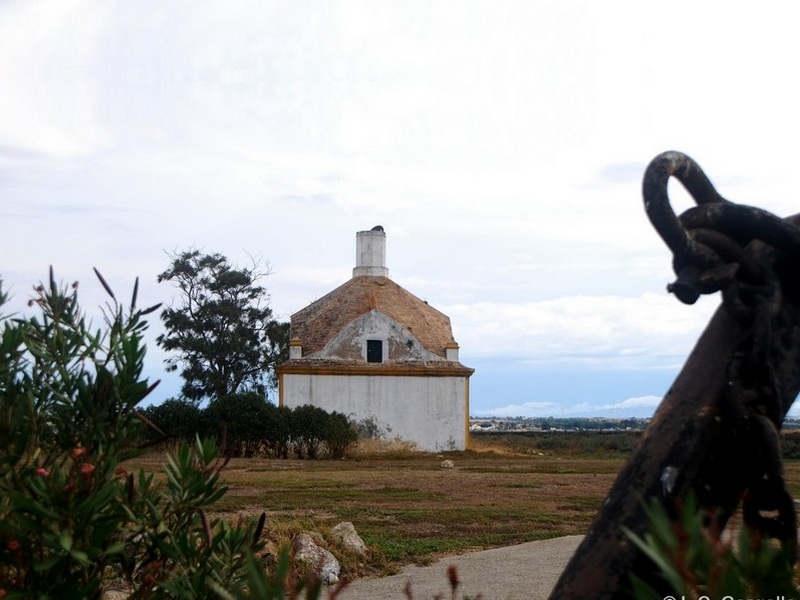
353 229 389 277
312 311 442 362
282 373 468 451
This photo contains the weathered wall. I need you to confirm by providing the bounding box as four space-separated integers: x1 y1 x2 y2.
281 373 469 452
312 311 443 362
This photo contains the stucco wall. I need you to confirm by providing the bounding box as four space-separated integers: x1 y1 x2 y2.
313 310 443 362
281 373 468 452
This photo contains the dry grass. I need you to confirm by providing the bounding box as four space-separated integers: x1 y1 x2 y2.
131 437 620 578
128 435 800 580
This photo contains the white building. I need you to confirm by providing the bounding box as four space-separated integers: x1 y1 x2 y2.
277 227 474 451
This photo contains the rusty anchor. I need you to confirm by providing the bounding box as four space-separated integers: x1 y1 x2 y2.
549 151 800 599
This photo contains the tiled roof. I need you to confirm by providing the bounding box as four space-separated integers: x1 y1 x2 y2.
290 276 456 358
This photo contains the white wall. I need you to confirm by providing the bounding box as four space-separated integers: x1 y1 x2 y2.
282 373 468 452
314 311 442 362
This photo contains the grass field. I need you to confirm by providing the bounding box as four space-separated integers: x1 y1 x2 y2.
131 431 800 579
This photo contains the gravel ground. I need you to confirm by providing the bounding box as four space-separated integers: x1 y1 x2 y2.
337 535 583 600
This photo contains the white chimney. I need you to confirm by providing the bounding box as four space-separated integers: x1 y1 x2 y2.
353 226 389 277
445 341 460 361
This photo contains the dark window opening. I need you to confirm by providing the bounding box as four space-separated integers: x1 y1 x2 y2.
367 340 383 363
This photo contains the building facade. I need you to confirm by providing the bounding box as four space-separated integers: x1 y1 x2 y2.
277 227 474 451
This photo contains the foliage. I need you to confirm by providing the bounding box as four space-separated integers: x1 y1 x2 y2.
290 405 329 460
203 392 277 458
780 430 800 459
286 406 357 460
624 494 800 599
324 412 358 460
0 270 322 599
143 397 204 446
142 396 358 460
157 250 289 405
121 436 267 599
0 270 160 596
263 404 292 460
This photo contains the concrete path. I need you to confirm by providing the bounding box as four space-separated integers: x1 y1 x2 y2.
337 535 583 600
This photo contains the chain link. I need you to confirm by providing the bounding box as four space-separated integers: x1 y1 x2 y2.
643 150 799 560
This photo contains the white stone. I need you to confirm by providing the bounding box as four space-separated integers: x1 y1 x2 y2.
293 533 341 585
440 459 455 469
330 521 368 557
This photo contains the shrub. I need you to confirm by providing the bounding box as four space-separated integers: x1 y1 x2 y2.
142 397 204 447
263 404 292 459
625 494 800 599
204 392 275 458
144 395 358 460
290 405 329 459
324 412 358 459
0 270 319 599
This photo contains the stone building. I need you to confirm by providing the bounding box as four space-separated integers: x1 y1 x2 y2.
277 226 474 451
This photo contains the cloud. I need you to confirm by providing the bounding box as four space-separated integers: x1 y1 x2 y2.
571 395 662 413
445 292 718 369
0 1 113 158
473 395 663 419
3 0 800 418
596 163 645 185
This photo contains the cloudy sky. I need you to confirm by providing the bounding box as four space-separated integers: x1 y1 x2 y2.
2 1 800 418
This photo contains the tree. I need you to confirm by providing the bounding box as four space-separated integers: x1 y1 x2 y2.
157 250 289 405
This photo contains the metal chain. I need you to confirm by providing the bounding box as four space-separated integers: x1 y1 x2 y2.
643 150 798 559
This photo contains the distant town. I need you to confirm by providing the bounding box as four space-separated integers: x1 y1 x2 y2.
469 416 800 432
469 417 649 432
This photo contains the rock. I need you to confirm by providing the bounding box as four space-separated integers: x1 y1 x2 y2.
440 459 455 469
331 521 368 557
292 532 341 585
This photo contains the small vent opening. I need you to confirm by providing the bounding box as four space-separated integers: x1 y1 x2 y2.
367 340 383 363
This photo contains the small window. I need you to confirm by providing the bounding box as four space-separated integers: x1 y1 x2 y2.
366 340 383 363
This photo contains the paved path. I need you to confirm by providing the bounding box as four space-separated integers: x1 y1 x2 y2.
337 535 583 600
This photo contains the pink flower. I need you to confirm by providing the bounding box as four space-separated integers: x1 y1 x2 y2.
36 467 49 477
80 463 95 477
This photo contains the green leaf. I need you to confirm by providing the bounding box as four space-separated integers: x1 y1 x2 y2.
622 526 686 596
59 529 73 551
69 548 90 566
103 541 126 555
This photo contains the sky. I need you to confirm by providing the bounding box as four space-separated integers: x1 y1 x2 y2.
3 1 800 418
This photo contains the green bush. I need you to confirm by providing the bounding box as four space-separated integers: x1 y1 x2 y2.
289 405 329 459
263 404 292 459
780 431 800 459
0 270 319 599
204 392 275 458
626 494 799 599
324 412 358 459
142 398 204 447
143 394 358 460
